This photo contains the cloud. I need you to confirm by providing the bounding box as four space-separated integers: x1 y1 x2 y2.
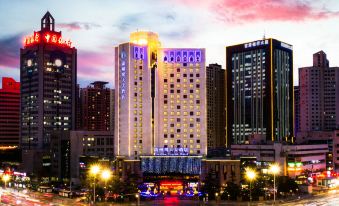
77 50 114 86
115 11 178 32
177 0 339 23
0 33 23 69
57 22 101 31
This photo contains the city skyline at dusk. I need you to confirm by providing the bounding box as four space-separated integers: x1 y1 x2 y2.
2 1 339 205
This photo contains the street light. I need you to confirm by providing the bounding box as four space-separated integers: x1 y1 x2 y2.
215 192 219 203
245 167 257 204
89 165 101 204
2 175 10 189
101 169 111 201
135 194 140 206
269 163 280 204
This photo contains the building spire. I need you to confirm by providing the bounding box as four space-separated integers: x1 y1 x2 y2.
41 11 55 31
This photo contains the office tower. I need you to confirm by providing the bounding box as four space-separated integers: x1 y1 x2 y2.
226 39 294 145
80 81 113 131
155 48 207 155
294 86 300 136
0 77 20 146
20 12 76 173
115 31 160 159
299 51 339 132
206 64 226 149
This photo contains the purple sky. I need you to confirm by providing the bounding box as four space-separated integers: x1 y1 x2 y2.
1 0 339 88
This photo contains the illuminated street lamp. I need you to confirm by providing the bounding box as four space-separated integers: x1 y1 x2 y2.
101 169 111 187
101 169 111 201
2 174 10 189
245 168 257 204
136 193 140 206
269 163 280 204
90 165 101 204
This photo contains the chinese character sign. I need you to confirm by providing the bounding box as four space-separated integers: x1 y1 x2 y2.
120 51 127 100
24 31 72 48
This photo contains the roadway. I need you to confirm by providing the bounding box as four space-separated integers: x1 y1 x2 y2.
1 188 339 205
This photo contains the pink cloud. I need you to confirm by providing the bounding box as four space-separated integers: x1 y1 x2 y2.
178 0 339 23
77 50 114 82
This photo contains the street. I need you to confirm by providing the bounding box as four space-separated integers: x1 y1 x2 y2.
1 188 339 206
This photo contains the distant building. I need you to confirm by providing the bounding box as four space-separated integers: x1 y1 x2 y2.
80 81 113 131
231 143 329 178
0 77 20 146
70 131 114 183
297 130 337 171
206 64 226 150
20 12 77 174
299 51 339 132
226 39 294 145
294 86 300 136
50 131 70 180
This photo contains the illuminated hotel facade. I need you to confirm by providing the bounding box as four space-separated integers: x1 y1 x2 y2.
115 32 207 159
115 31 160 159
226 39 294 145
155 48 207 155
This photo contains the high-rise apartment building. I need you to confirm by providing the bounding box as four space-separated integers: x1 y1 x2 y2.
155 48 207 155
299 51 339 132
206 64 226 149
226 39 294 145
0 77 20 146
80 81 113 131
20 12 76 173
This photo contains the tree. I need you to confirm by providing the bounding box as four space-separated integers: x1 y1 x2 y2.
277 177 298 196
221 182 240 200
201 171 220 200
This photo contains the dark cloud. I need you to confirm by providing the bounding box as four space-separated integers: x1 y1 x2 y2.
165 13 176 21
0 33 22 69
57 22 101 31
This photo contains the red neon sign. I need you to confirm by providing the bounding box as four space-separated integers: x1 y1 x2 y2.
24 31 72 48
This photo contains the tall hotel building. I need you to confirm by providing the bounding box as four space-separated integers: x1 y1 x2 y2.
20 12 76 172
226 39 294 145
0 77 20 146
299 51 339 132
115 31 207 159
115 31 160 159
155 48 207 155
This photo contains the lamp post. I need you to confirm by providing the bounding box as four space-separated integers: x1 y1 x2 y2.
90 165 101 204
135 194 140 206
101 169 111 202
269 163 280 204
245 168 256 205
2 175 10 189
215 192 219 204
